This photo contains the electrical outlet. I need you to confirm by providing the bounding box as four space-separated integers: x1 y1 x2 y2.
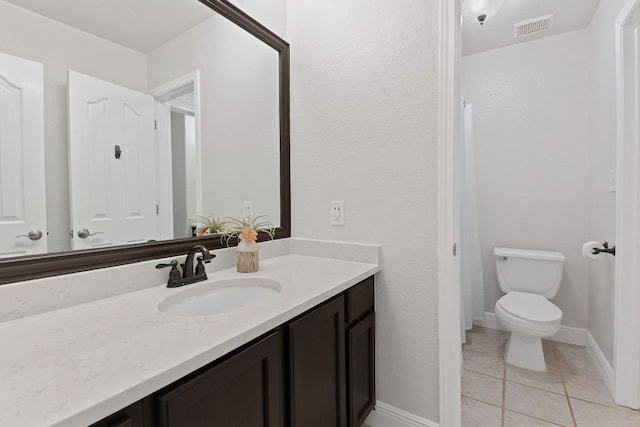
243 201 253 219
609 169 617 192
330 201 344 226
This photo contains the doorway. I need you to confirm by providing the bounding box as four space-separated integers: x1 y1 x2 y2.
150 70 202 241
439 0 640 425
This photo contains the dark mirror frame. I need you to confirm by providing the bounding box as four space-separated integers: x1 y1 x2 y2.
0 0 290 285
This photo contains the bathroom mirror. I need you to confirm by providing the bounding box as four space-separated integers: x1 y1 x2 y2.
0 0 290 284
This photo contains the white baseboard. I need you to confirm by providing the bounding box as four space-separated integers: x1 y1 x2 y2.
471 312 502 331
585 331 615 397
474 312 586 346
365 401 439 427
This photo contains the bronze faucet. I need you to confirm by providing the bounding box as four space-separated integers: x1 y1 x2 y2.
156 245 216 288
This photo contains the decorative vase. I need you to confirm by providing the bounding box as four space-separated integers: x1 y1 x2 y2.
237 238 259 273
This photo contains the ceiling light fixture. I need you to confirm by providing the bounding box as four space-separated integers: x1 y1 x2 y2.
462 0 505 26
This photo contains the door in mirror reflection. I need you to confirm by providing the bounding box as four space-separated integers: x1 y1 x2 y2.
0 51 47 256
68 70 159 249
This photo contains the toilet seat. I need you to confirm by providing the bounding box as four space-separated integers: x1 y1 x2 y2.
496 291 562 324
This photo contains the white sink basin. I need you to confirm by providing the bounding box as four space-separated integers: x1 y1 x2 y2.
158 278 282 316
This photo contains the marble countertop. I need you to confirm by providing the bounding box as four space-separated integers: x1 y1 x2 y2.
0 254 379 427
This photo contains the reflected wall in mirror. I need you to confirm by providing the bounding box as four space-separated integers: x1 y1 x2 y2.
0 0 290 283
0 0 282 258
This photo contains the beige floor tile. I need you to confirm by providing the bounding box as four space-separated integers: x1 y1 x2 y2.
464 348 505 379
554 343 601 379
462 396 502 427
571 398 640 427
504 410 563 426
464 326 509 356
506 364 564 394
542 339 560 371
563 372 616 408
505 382 573 426
462 369 503 407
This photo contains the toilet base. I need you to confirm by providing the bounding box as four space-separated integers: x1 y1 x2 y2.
504 333 547 372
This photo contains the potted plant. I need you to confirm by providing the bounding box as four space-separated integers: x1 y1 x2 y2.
220 215 275 273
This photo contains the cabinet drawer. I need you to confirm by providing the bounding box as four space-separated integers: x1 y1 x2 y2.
345 277 374 325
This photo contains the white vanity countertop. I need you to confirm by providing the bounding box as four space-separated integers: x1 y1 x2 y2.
0 254 379 427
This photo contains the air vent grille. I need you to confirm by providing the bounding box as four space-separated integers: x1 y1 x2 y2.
514 14 554 38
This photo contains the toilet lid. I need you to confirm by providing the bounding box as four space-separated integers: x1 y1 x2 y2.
497 292 562 324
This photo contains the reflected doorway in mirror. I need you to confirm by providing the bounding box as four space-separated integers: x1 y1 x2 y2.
151 70 202 241
0 51 47 257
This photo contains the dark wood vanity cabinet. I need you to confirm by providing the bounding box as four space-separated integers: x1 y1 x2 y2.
345 277 376 427
155 331 283 427
288 296 347 427
287 277 376 427
88 277 375 427
347 313 376 426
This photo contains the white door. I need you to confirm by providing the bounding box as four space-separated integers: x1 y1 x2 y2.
68 71 159 250
614 0 640 409
0 51 47 257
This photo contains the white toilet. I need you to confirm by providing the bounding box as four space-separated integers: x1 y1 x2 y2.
494 247 564 372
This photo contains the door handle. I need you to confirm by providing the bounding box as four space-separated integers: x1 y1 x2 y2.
77 228 104 239
15 229 43 241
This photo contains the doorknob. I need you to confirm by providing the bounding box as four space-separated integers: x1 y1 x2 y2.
77 228 104 239
15 229 43 241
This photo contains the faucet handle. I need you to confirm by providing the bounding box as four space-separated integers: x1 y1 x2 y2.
156 260 182 287
155 260 178 269
195 257 208 276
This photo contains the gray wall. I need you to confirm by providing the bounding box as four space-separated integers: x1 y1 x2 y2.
287 0 441 420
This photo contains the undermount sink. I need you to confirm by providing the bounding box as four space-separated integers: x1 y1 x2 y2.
158 278 282 316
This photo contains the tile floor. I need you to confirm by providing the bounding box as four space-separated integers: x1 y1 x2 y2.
462 326 640 426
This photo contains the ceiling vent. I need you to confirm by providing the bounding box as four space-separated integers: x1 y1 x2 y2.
514 14 554 38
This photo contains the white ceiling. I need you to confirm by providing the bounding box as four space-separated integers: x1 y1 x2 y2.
463 0 601 56
4 0 214 53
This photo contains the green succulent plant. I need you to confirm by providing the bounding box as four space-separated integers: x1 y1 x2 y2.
218 215 275 246
193 214 227 236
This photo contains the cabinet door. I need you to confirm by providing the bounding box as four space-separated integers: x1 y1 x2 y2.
288 296 346 427
347 312 375 427
88 401 144 427
156 331 282 427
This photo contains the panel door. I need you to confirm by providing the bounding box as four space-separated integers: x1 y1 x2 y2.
288 296 347 427
156 331 283 427
68 70 158 249
0 51 47 257
347 312 376 427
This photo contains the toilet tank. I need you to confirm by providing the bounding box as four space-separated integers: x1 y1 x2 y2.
494 247 565 299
